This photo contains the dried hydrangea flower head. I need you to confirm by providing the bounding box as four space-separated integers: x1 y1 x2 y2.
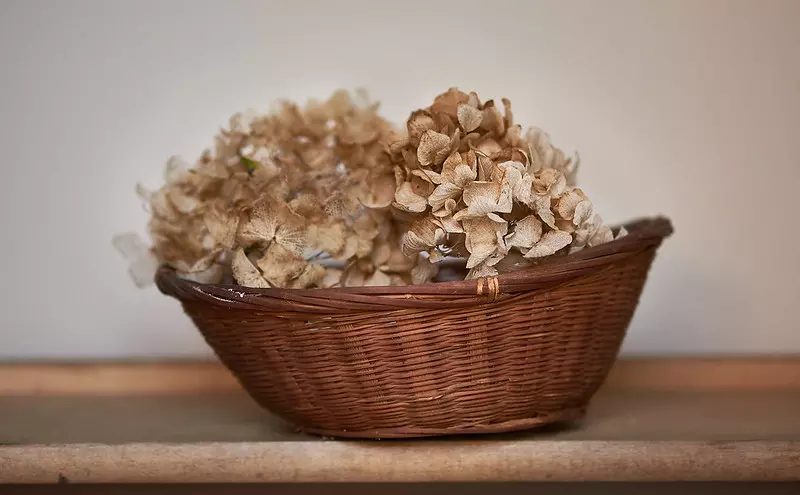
389 88 624 280
116 90 438 289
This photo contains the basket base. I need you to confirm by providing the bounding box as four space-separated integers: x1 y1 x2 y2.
294 407 587 439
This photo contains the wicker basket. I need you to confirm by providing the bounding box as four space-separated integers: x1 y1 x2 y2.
156 216 672 438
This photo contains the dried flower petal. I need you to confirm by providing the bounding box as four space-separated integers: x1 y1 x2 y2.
231 248 270 288
524 230 572 258
505 215 543 250
417 130 451 167
257 243 307 287
457 103 483 132
411 257 439 284
393 182 428 213
288 263 326 289
465 263 499 280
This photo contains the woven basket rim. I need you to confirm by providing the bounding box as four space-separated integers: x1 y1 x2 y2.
155 216 672 311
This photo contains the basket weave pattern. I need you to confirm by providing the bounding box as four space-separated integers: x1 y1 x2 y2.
157 217 672 438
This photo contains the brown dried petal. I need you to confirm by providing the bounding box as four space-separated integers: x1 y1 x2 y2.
288 263 326 289
457 103 483 132
393 182 428 213
428 182 462 211
465 263 499 280
430 88 470 118
407 110 437 141
317 268 343 288
411 257 439 285
203 205 240 249
524 230 573 258
403 218 445 256
308 222 346 255
417 130 451 167
432 214 464 234
231 248 270 288
257 243 307 287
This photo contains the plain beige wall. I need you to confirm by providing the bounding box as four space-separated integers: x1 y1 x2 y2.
0 0 797 359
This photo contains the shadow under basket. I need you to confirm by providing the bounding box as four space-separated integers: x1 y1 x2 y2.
156 216 673 439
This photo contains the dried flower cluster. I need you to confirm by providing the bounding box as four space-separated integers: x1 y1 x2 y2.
389 88 624 280
115 88 623 289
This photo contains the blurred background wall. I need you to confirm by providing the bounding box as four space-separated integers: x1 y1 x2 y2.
0 0 797 359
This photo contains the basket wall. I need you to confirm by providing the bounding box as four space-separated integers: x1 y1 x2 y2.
158 217 671 438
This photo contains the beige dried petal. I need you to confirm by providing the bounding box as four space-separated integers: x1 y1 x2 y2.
308 222 346 255
289 263 326 289
381 247 416 273
481 101 505 136
476 137 502 156
407 110 437 141
457 103 483 132
534 168 567 197
317 268 343 288
467 91 481 108
441 155 476 188
589 225 614 247
361 172 397 209
476 153 494 181
417 130 451 167
352 214 380 240
524 230 573 258
412 168 441 184
237 197 282 246
203 205 240 249
364 269 392 287
505 215 543 250
393 182 428 213
533 194 556 229
463 217 507 269
573 199 593 226
455 181 513 220
112 233 160 288
257 243 307 287
428 182 462 211
231 248 270 288
164 156 188 184
555 190 584 221
411 257 439 285
432 214 464 234
616 226 628 239
465 263 499 280
179 263 225 284
403 218 445 256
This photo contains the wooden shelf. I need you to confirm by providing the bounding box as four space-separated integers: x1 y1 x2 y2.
1 359 798 483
